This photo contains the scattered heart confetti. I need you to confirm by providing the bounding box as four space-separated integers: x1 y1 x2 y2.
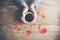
38 12 42 16
31 23 35 27
26 30 31 36
40 28 47 33
38 25 47 33
14 21 19 27
42 13 47 18
38 12 47 18
17 28 21 31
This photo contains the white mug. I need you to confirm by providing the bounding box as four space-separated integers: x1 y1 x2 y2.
21 12 35 24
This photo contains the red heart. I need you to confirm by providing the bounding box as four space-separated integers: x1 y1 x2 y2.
26 30 31 36
40 28 47 33
17 28 21 31
14 21 19 27
39 25 47 33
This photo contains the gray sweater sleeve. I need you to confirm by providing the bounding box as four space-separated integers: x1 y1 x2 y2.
12 0 25 7
34 0 41 7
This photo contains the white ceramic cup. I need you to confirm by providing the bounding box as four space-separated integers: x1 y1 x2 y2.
21 12 35 23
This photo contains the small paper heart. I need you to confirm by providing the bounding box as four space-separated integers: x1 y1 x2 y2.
39 25 47 33
38 12 42 16
40 28 47 33
26 30 31 36
14 21 19 27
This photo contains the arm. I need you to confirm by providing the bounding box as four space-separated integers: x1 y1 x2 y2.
12 0 28 17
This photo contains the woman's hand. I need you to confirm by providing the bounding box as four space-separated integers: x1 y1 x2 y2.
21 2 29 23
29 4 37 23
22 2 29 17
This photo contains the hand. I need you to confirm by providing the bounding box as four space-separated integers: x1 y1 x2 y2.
29 4 37 23
22 2 29 17
21 2 29 23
